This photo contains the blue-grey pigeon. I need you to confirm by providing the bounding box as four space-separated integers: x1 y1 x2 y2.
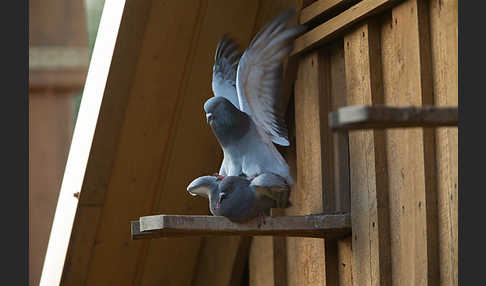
205 8 305 186
187 173 290 223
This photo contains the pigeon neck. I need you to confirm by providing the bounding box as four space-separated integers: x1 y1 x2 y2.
213 110 251 147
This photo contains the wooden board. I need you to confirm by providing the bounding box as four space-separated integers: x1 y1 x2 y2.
292 0 404 56
132 214 351 238
429 0 458 285
381 1 439 284
300 0 357 26
250 237 274 286
344 20 392 286
329 105 458 130
337 236 353 285
289 50 327 286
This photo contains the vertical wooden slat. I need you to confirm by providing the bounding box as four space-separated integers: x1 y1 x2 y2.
329 40 353 286
429 0 458 285
344 19 391 286
337 237 353 285
250 237 275 286
330 41 350 214
381 0 439 285
288 50 326 286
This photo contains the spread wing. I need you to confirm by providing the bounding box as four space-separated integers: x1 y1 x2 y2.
251 173 291 208
236 8 306 146
212 35 242 109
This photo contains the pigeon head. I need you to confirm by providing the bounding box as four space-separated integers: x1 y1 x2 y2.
217 175 251 205
203 97 250 146
186 175 219 199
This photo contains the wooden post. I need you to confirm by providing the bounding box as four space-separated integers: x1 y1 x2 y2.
429 0 458 285
382 0 439 284
344 20 392 286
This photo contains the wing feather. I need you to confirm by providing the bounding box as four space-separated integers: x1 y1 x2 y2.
251 173 291 208
236 8 306 146
212 35 242 109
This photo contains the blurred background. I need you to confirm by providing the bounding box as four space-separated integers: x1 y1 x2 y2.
29 0 104 285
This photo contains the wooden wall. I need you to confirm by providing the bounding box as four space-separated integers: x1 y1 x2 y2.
266 0 457 285
29 0 88 285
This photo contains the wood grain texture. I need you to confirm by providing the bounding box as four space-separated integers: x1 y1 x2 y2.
429 0 458 285
290 51 326 286
192 236 252 286
381 1 439 284
292 0 404 56
300 0 356 25
344 20 391 286
250 237 274 286
133 214 351 238
337 236 353 285
329 105 458 130
329 41 353 286
289 43 351 286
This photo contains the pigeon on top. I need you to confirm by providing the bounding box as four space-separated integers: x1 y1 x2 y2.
206 8 306 185
187 173 291 223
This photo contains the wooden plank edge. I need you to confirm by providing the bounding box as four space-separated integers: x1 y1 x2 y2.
300 0 357 26
131 213 351 239
329 105 458 130
131 220 157 240
292 0 404 57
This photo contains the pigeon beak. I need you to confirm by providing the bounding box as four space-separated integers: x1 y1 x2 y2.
206 113 214 124
218 192 227 204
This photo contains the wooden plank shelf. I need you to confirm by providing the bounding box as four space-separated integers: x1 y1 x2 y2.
131 213 351 239
329 105 458 130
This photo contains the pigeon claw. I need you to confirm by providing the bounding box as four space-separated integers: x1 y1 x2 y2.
257 212 266 228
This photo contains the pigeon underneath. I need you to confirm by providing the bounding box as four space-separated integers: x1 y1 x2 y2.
186 173 291 223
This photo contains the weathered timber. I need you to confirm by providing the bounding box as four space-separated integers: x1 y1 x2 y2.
300 0 357 26
292 0 404 56
131 213 351 239
329 105 458 130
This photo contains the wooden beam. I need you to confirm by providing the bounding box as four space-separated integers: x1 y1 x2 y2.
300 0 356 25
290 50 328 286
429 0 458 284
131 214 351 239
292 0 403 56
329 105 458 130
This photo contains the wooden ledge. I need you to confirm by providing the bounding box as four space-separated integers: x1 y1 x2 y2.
131 213 351 239
329 105 458 130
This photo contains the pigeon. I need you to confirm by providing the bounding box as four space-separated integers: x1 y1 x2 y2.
187 173 291 223
206 8 306 185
